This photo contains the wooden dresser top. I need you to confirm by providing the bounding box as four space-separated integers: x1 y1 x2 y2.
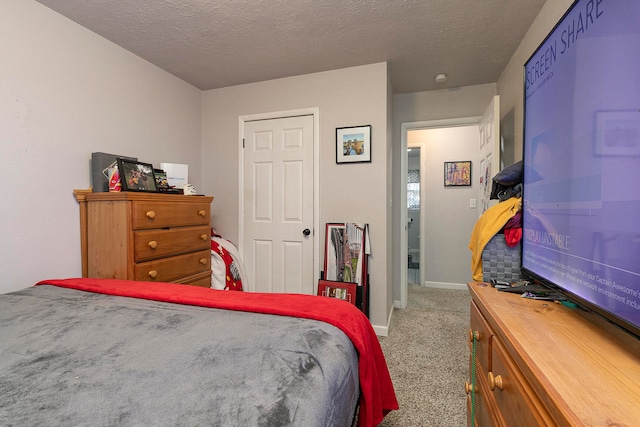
75 190 213 203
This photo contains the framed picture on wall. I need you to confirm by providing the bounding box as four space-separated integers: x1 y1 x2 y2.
444 160 472 187
482 154 492 212
336 125 371 163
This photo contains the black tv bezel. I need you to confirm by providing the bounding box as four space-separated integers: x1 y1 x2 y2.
520 0 640 340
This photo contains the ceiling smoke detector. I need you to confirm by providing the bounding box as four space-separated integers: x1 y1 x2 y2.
434 73 447 84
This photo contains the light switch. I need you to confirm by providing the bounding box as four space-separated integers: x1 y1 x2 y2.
470 198 477 208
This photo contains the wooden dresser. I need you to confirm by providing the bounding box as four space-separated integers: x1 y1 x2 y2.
466 281 640 426
75 190 214 287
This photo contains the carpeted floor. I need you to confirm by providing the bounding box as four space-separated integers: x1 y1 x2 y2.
378 285 471 426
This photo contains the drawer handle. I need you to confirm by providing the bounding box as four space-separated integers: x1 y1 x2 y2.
148 270 158 279
488 372 503 391
148 240 158 249
468 329 480 342
199 258 207 265
464 380 476 394
198 210 206 217
200 234 208 241
146 211 156 219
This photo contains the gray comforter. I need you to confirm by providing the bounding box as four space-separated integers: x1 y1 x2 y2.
0 285 359 426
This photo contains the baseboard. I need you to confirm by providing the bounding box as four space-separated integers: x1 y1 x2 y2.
424 281 467 290
372 303 394 337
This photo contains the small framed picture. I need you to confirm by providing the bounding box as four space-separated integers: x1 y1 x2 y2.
317 280 357 305
117 158 158 192
444 161 472 187
336 125 371 164
153 169 168 188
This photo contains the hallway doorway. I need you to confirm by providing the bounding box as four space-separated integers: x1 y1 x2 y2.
398 96 500 309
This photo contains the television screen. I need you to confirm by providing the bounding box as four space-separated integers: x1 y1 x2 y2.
522 0 640 337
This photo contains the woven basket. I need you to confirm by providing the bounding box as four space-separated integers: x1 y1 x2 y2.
482 234 521 282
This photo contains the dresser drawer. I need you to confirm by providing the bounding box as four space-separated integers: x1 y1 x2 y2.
468 361 504 427
490 338 554 427
134 249 211 282
470 300 494 372
131 201 210 230
468 354 502 427
134 226 210 262
176 271 213 288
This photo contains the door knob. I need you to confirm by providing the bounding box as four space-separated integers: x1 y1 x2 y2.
303 228 311 236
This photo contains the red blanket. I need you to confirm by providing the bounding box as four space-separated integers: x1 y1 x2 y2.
37 278 398 427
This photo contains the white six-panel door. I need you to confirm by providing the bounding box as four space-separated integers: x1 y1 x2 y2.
243 115 314 294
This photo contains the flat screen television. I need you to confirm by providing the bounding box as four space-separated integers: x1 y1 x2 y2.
522 0 640 338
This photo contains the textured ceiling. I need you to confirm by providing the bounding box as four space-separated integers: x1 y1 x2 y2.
36 0 546 93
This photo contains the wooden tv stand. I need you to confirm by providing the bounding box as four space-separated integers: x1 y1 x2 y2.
466 282 640 426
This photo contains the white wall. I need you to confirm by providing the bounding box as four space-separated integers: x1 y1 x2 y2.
497 0 575 160
201 63 393 331
0 1 203 293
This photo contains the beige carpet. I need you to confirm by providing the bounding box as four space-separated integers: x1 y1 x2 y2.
378 285 471 426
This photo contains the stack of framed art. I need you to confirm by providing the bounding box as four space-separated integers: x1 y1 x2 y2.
90 153 188 194
319 223 370 316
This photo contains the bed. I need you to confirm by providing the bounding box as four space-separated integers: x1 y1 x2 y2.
0 278 397 426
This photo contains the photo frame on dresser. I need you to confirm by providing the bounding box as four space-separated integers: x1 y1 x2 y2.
153 168 182 193
117 158 158 192
91 152 138 192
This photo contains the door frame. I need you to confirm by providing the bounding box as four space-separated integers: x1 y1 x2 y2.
399 116 481 308
238 108 321 291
